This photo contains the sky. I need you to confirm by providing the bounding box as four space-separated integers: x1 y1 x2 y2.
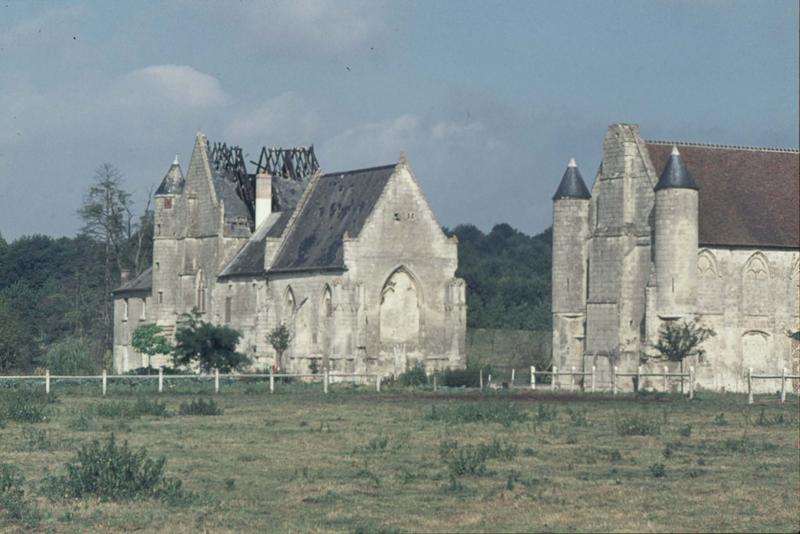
1 0 798 240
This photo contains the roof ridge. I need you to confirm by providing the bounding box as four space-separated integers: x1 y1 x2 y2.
321 163 396 177
645 139 799 154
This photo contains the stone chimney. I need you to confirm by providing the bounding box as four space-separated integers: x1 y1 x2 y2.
120 270 131 285
255 171 272 229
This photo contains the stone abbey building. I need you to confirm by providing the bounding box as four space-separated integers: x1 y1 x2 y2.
113 133 466 375
552 123 800 392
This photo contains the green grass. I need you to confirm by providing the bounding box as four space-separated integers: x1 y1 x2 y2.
0 385 798 532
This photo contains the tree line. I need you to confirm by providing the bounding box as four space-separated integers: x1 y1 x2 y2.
0 165 554 374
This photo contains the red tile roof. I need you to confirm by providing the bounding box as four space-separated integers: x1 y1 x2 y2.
646 142 799 249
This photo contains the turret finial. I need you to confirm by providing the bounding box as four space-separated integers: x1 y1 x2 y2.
398 151 407 165
671 145 680 156
568 157 577 168
173 154 179 166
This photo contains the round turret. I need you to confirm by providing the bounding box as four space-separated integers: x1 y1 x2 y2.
654 146 698 316
552 158 592 371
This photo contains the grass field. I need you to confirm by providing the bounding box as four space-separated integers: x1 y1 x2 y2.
1 383 798 533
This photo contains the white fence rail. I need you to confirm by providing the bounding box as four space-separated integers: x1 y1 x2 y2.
0 368 383 395
525 365 694 398
746 367 799 404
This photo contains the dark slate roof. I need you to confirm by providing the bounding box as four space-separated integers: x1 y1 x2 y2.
270 165 396 271
212 172 251 222
654 146 699 191
552 159 591 200
155 161 184 196
218 211 293 278
647 141 800 248
273 173 314 212
112 267 152 295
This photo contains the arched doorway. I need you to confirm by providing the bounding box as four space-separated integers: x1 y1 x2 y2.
379 268 421 352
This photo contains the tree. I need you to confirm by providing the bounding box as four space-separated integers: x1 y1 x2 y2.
172 312 250 373
649 319 716 375
131 324 173 359
0 299 39 372
267 323 293 371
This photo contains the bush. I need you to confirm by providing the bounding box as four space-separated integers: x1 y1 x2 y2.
427 402 528 427
178 398 222 416
649 463 666 478
43 434 186 502
439 438 518 478
0 463 40 528
398 364 428 387
438 366 492 388
37 336 105 375
95 397 168 418
125 366 189 376
615 413 662 436
0 389 54 423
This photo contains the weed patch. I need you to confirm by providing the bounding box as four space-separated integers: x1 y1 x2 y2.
427 402 528 427
178 398 222 416
18 426 52 451
615 413 661 436
0 389 55 423
719 437 779 454
0 463 41 528
95 397 168 418
43 434 190 504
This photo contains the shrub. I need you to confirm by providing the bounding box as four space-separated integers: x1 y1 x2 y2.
720 437 778 454
566 407 589 427
438 438 518 478
536 404 559 422
427 402 528 427
398 364 428 387
713 412 728 426
649 463 666 478
438 366 491 388
43 434 186 502
178 398 222 416
678 424 693 437
125 366 189 376
18 426 52 451
615 413 662 436
0 463 40 528
0 389 54 423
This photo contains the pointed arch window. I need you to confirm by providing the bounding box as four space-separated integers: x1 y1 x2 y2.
195 270 206 313
743 253 769 315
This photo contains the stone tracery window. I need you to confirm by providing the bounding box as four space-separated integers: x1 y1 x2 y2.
697 250 721 312
743 253 769 315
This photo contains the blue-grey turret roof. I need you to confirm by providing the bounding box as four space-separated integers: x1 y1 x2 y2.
654 146 699 191
155 156 184 196
552 158 591 200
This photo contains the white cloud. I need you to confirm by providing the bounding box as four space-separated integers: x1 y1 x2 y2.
210 0 388 55
321 114 507 169
223 92 319 147
107 65 228 112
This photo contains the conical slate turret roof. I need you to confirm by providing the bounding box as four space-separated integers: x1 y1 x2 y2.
155 156 184 196
654 146 699 191
552 158 591 200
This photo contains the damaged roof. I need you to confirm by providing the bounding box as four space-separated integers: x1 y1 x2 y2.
112 267 152 295
646 142 799 248
270 164 396 272
218 211 293 278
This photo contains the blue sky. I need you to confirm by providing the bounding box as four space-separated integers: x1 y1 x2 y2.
1 0 797 240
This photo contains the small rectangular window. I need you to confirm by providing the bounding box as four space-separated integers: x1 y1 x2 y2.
158 291 164 304
140 299 147 320
123 298 129 321
164 198 173 209
225 297 232 324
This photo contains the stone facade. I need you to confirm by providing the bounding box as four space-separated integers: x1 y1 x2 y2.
113 133 466 377
552 124 800 392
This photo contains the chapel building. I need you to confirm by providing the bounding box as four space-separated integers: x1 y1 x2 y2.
113 132 466 376
552 123 800 392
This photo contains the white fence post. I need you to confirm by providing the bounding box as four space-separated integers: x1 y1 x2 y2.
376 374 381 393
531 366 536 390
158 367 163 393
269 368 274 393
612 366 618 396
45 369 50 394
511 368 515 386
747 367 753 405
689 366 695 400
102 369 107 396
553 366 558 390
636 366 642 393
323 370 329 394
479 368 484 390
571 366 576 390
214 369 219 394
432 373 437 392
780 368 786 403
591 365 596 393
663 365 668 392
